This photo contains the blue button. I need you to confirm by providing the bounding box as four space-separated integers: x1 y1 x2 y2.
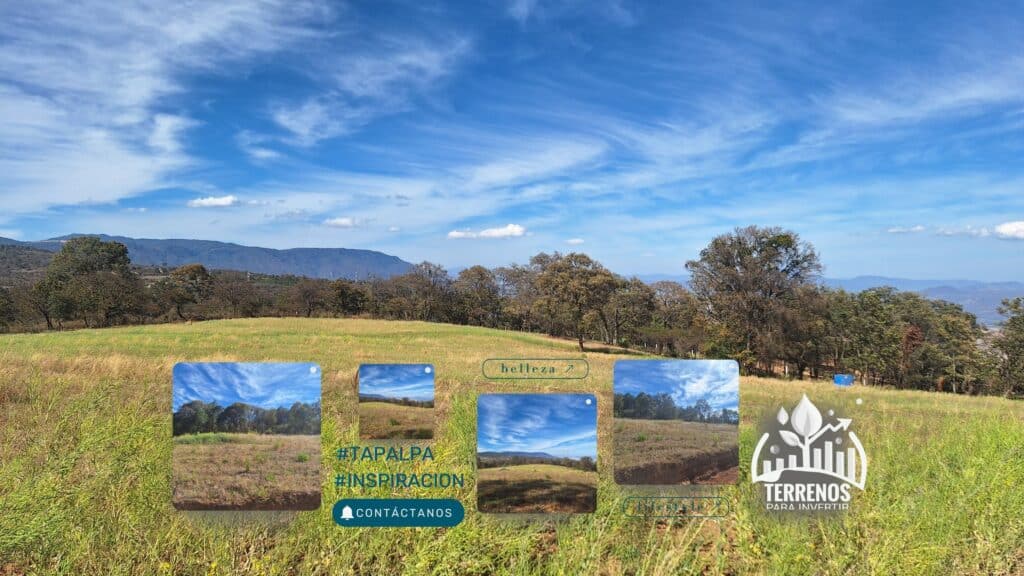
333 498 465 527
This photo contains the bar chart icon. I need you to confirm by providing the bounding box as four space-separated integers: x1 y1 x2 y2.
751 395 867 490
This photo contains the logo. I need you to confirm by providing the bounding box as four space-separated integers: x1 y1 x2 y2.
751 394 867 512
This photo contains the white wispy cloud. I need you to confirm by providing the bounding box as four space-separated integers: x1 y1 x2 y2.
448 223 526 239
477 394 597 458
358 364 434 401
147 114 198 154
463 140 606 190
887 225 926 234
188 195 239 208
0 0 328 215
822 60 1024 129
173 362 320 411
235 130 281 161
507 0 538 23
936 225 992 238
615 360 739 412
324 216 360 228
566 238 585 245
271 36 470 146
271 98 373 146
505 0 636 26
995 221 1024 240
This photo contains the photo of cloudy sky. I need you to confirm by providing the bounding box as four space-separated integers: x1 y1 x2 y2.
614 360 738 412
172 362 321 411
477 394 597 459
358 364 434 401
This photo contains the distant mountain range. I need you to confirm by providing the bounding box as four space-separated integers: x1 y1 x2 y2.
0 234 413 280
358 393 389 401
2 235 1019 326
637 274 1023 327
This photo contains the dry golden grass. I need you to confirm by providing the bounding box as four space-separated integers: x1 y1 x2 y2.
477 464 597 514
1 319 1024 575
358 402 433 439
613 419 739 485
172 433 320 510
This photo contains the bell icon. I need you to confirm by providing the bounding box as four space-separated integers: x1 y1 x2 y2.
340 505 354 520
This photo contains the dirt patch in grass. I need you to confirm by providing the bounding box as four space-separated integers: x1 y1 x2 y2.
477 464 597 513
172 433 320 510
613 419 738 485
359 402 433 439
614 448 739 484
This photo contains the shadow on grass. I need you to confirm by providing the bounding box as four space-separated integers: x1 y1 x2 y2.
478 479 596 513
614 447 739 485
173 491 321 511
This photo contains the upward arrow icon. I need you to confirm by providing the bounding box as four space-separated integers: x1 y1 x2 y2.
809 418 852 443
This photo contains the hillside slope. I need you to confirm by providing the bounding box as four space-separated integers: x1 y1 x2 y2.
1 318 1022 574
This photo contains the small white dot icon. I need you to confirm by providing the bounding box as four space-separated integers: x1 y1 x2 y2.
585 398 592 405
309 366 318 374
855 398 863 405
424 366 433 374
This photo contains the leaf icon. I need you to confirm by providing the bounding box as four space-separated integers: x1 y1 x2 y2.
790 394 822 437
779 430 802 447
777 407 789 426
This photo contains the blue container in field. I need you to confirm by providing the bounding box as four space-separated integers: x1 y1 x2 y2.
834 374 855 386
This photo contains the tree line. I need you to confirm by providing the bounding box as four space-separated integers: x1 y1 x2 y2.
357 395 434 408
2 230 1024 396
173 400 321 436
477 454 597 472
613 393 740 424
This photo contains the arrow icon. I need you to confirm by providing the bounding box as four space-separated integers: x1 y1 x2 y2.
808 418 852 444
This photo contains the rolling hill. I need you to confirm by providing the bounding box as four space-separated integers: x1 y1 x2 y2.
2 318 1022 573
0 245 52 286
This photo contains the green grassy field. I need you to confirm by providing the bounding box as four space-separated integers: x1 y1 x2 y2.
358 401 433 439
477 464 598 514
614 419 739 485
1 318 1023 575
173 433 320 511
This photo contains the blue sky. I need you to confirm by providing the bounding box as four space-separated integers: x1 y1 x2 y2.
615 360 739 413
2 2 1024 280
477 394 597 459
358 363 435 401
172 362 321 411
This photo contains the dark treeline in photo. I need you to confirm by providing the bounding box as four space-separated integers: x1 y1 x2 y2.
3 230 1024 397
172 400 321 436
357 395 434 408
613 393 740 424
477 453 597 472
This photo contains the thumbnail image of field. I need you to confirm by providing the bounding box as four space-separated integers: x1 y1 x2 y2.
358 401 433 439
172 433 320 510
613 419 739 484
613 360 739 485
477 393 598 514
477 464 597 513
171 362 321 511
358 363 434 439
2 318 1024 574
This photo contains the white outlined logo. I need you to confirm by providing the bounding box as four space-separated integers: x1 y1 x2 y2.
751 394 867 511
